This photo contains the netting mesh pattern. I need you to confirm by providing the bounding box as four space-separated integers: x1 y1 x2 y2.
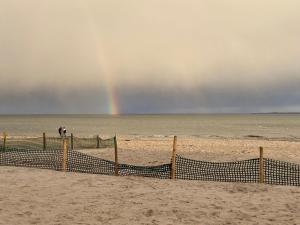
175 155 300 186
0 136 116 175
3 137 44 150
45 137 65 150
264 159 300 186
0 146 62 171
66 150 115 175
175 155 260 183
0 138 300 186
1 136 115 151
0 145 170 178
118 163 171 179
72 136 114 149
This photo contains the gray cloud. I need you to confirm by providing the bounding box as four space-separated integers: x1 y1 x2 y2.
116 78 300 113
0 0 300 113
1 78 300 114
0 87 107 114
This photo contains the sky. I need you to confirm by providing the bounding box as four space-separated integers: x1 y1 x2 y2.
0 0 300 114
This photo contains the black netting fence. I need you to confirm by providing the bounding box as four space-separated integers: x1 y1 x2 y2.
0 139 170 179
0 146 62 171
0 136 299 186
175 155 260 183
1 135 115 151
118 163 171 179
264 158 300 186
3 137 45 150
72 136 114 149
174 155 300 186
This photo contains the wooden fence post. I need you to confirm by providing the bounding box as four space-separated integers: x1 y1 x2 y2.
259 146 264 183
62 139 68 172
3 132 7 151
171 136 177 179
71 133 74 150
97 135 100 148
43 132 46 150
114 136 119 176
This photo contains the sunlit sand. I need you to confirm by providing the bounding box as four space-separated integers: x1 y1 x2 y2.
0 137 299 225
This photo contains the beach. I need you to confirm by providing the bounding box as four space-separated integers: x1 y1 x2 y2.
0 136 300 225
2 0 300 223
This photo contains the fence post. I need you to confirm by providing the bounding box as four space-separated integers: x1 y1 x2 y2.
71 133 74 150
62 138 68 172
171 136 177 179
3 132 7 151
97 135 100 148
43 132 46 150
114 135 119 176
259 146 264 183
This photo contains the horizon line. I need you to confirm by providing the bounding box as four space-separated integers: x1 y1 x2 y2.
0 112 300 116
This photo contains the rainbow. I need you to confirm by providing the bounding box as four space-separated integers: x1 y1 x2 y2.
104 80 119 115
81 2 120 115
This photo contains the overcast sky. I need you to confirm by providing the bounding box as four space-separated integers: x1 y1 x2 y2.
1 0 300 114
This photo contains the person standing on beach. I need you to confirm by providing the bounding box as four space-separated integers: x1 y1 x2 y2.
63 127 67 137
58 126 62 137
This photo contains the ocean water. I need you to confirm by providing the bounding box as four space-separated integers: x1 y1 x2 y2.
0 114 300 139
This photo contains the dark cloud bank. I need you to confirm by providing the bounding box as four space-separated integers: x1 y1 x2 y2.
1 79 300 114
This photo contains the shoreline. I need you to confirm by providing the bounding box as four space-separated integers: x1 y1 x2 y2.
3 134 300 142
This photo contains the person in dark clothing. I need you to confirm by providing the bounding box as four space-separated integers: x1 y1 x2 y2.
58 126 62 137
63 127 67 137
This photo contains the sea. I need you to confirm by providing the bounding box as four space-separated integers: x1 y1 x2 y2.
0 114 300 140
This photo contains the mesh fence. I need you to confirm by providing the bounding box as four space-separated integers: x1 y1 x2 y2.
46 137 65 150
0 143 170 178
118 163 171 179
72 136 114 149
264 158 300 186
175 155 260 183
0 137 299 186
1 136 115 151
66 150 116 175
0 146 62 171
175 155 300 186
3 137 45 150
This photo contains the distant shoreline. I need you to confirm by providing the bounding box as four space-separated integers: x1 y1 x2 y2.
251 112 300 114
0 112 300 116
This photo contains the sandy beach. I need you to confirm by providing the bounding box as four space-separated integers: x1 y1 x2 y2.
2 0 300 224
0 137 300 225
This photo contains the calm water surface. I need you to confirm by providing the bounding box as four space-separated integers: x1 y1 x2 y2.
0 114 299 139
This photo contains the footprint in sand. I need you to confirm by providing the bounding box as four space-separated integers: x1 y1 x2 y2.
144 209 154 217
